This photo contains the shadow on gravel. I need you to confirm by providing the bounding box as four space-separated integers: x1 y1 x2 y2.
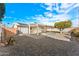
2 35 79 56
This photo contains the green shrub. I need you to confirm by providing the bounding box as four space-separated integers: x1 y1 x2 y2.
46 31 60 33
71 29 79 37
5 36 15 45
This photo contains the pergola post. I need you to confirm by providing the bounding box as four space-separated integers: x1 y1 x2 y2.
37 24 39 35
28 24 30 34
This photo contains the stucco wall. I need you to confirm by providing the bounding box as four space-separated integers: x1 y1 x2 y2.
3 27 17 39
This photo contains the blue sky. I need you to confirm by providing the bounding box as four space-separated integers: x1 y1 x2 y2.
2 3 79 27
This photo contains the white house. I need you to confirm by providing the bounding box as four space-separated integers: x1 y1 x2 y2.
13 23 29 34
13 23 54 34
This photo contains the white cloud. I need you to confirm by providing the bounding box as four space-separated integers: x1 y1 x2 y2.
4 16 13 19
53 3 75 14
65 4 79 14
72 18 79 27
72 15 79 27
60 3 74 9
41 3 77 14
76 15 79 18
32 3 79 27
44 12 53 17
59 3 74 13
31 3 77 26
41 3 55 11
33 15 49 22
42 22 54 26
52 14 70 21
44 3 53 11
32 14 70 26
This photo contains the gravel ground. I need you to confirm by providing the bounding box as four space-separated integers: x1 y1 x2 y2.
0 34 79 56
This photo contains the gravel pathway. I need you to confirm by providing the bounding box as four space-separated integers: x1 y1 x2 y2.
0 34 79 56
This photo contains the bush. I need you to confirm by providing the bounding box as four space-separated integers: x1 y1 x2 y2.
46 31 60 33
71 29 79 37
5 36 15 45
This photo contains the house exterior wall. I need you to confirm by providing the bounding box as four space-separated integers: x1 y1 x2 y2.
13 23 54 35
17 26 29 34
30 27 43 34
47 28 59 32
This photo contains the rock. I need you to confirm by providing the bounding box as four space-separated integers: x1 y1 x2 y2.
4 41 8 45
0 43 6 47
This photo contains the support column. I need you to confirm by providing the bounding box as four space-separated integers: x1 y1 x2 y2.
37 24 39 35
28 24 30 34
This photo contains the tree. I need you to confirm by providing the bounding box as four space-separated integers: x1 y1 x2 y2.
0 3 5 42
0 3 5 21
54 20 72 33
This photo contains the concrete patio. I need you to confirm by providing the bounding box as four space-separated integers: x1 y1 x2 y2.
41 32 71 42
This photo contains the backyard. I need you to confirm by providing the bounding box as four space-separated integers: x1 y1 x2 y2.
0 3 79 56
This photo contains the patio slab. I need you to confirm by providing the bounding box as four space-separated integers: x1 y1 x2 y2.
41 32 71 42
